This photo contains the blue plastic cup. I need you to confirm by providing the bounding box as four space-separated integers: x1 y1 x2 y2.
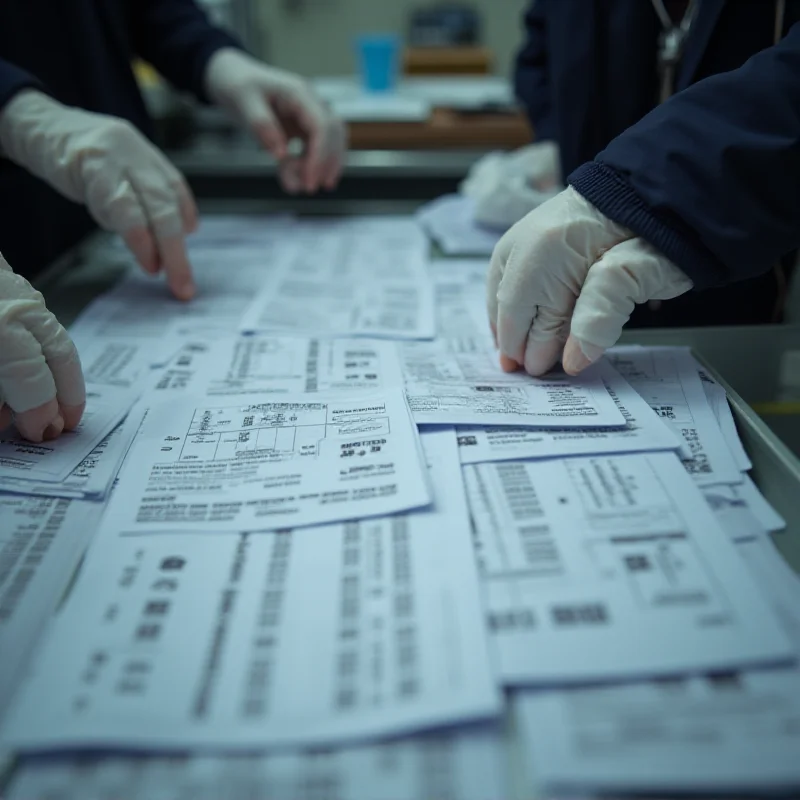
355 34 400 93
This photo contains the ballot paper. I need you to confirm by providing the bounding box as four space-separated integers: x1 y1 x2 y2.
0 407 146 501
0 385 134 485
1 430 500 751
430 260 492 339
70 242 293 344
101 389 430 534
7 727 507 800
703 476 786 541
699 368 753 471
609 347 742 485
239 218 436 340
0 497 105 715
148 335 405 398
402 340 625 428
75 338 156 390
417 195 503 256
464 451 794 685
457 360 681 464
516 668 800 794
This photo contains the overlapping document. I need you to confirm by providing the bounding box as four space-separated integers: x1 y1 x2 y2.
1 214 798 798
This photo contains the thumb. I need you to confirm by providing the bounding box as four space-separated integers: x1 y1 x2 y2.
563 238 693 375
235 89 288 160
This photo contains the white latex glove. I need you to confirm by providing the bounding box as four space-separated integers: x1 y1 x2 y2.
205 48 346 194
0 90 199 300
461 141 561 200
487 187 694 376
473 172 561 230
0 250 85 442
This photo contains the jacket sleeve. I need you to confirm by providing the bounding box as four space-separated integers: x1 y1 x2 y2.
569 22 800 290
128 0 243 103
0 59 43 111
514 0 556 140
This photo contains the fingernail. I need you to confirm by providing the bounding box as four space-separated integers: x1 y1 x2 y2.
562 339 597 375
42 414 65 441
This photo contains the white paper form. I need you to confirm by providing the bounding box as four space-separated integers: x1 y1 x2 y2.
403 340 626 428
148 335 405 399
516 667 800 795
7 727 507 800
239 217 436 340
464 451 793 685
70 240 293 344
1 430 501 751
430 259 492 340
457 360 681 464
100 389 431 533
0 385 134 485
698 368 752 471
417 195 503 257
0 497 104 715
703 476 786 541
608 347 741 485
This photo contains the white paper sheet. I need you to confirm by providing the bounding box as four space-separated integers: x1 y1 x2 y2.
457 360 681 464
464 451 793 685
239 218 436 340
699 370 753 471
403 342 626 428
98 389 430 534
1 430 500 751
0 406 145 501
7 726 506 800
0 497 104 715
608 347 742 485
516 667 800 794
0 385 134 485
703 476 786 541
417 195 503 256
147 335 405 398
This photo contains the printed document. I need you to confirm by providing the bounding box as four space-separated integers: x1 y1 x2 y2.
609 347 742 485
239 218 436 340
1 430 500 751
0 385 133 485
7 727 506 800
417 195 503 256
464 451 793 684
703 477 785 541
148 335 405 398
457 360 681 464
0 497 103 714
403 340 625 428
98 389 430 533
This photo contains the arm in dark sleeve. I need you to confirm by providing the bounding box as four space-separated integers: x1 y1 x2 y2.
569 23 800 290
0 59 43 111
128 0 242 102
514 0 556 140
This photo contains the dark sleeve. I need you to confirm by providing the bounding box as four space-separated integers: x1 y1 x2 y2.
128 0 243 102
514 0 556 140
0 58 43 110
568 22 800 290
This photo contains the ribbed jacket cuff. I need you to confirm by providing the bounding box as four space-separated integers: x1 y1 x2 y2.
568 161 727 290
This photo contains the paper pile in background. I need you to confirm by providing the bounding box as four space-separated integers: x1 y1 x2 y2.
2 214 798 800
417 194 503 256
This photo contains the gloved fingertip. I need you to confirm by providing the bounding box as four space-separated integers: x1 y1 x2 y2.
42 414 65 441
523 339 564 377
60 402 85 431
499 354 520 372
562 336 601 376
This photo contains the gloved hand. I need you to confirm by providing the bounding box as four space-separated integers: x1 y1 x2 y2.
461 141 562 201
486 187 693 376
205 48 346 194
0 90 198 301
0 251 85 442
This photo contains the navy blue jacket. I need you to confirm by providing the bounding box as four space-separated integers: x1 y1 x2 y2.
0 1 238 277
515 0 800 325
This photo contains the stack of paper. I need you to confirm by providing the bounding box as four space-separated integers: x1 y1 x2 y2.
1 213 798 799
417 194 504 256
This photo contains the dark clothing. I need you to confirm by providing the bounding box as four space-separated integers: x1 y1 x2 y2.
514 0 800 327
0 0 238 277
